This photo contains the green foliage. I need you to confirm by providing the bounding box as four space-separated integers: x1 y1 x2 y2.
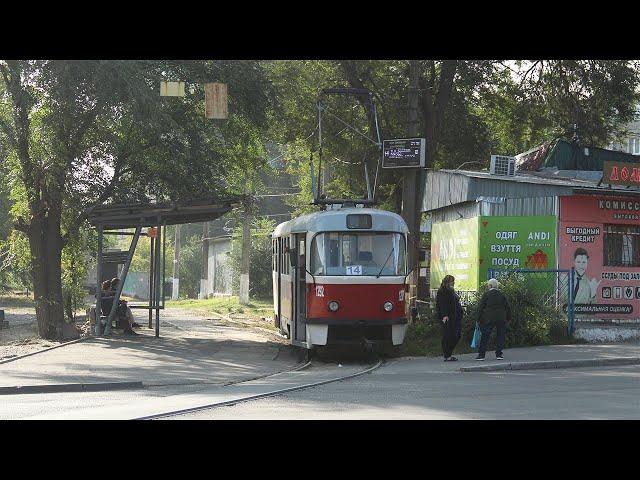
230 216 276 299
1 230 31 289
177 233 205 299
0 164 11 242
61 230 92 321
400 271 576 357
264 60 640 212
465 273 568 349
166 295 274 323
478 61 640 154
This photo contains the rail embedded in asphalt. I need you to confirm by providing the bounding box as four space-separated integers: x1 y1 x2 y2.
138 358 383 420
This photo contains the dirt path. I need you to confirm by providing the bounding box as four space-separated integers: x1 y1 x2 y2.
0 307 59 360
0 302 283 362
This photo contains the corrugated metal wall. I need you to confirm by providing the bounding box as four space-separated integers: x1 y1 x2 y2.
429 202 480 222
423 170 572 212
428 196 559 223
482 196 560 216
423 170 472 211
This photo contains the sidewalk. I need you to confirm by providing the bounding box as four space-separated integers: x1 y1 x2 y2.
0 310 300 393
392 342 640 373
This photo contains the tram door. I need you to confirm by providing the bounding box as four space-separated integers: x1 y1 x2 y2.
293 234 307 343
273 238 281 329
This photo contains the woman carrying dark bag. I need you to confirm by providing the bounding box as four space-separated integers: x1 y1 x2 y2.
436 275 463 361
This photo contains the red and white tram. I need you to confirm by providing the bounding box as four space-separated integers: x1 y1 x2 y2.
272 205 410 349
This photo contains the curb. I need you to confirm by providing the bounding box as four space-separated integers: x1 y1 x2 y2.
0 381 144 395
0 336 90 365
460 357 640 372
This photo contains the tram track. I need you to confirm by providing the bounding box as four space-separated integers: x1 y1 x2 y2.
137 357 383 420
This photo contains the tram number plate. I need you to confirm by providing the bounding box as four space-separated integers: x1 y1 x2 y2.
346 265 363 276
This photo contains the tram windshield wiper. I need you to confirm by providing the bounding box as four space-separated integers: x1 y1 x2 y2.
376 247 394 278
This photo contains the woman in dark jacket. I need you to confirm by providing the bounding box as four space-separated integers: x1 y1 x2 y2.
475 278 511 360
436 274 463 361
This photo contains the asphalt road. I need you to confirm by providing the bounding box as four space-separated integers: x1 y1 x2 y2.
164 360 640 420
2 358 639 419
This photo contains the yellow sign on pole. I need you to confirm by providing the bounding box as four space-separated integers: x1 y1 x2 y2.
205 83 228 119
160 81 185 97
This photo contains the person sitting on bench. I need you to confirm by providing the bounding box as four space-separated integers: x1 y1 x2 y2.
101 278 138 335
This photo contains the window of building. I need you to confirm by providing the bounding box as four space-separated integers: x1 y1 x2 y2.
604 224 640 267
628 137 640 155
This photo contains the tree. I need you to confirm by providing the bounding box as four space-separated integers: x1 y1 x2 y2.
266 60 640 298
230 216 276 300
175 232 205 299
479 60 640 153
0 60 274 339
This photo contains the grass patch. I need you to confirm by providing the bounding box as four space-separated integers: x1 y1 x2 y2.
0 294 36 309
398 320 475 358
165 296 274 323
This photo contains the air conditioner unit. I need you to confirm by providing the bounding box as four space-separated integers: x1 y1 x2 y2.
490 155 516 176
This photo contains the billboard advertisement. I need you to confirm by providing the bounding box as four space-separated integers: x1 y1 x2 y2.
560 195 640 317
430 217 479 291
478 216 557 282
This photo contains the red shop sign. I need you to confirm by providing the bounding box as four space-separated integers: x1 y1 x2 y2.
603 160 640 187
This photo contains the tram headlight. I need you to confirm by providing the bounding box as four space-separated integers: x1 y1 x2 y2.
328 301 340 312
383 301 394 312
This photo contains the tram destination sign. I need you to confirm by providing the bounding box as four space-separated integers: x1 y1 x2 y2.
382 138 426 168
603 160 640 187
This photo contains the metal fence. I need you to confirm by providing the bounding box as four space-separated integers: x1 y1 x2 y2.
488 268 576 335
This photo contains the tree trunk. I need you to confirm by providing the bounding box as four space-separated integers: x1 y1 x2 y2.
28 206 64 340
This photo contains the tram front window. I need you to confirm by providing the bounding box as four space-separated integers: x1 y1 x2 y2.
310 232 406 276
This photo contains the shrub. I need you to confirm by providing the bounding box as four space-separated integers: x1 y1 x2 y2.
230 217 276 300
465 272 568 349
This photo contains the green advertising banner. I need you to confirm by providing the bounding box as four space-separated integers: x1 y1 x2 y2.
430 217 479 291
478 215 557 282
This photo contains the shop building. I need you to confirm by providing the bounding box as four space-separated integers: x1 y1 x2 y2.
424 138 640 342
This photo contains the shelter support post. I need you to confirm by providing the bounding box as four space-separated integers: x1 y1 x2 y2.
155 219 161 338
149 234 155 329
95 225 104 336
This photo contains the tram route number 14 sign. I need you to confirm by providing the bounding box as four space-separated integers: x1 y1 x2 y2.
382 138 426 168
346 265 363 275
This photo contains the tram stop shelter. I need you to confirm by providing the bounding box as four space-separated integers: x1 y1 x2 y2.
87 197 241 338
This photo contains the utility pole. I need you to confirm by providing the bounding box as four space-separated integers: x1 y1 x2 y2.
401 60 421 311
200 221 209 299
171 224 181 300
239 195 252 305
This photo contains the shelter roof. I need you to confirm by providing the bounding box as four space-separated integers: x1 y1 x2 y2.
87 197 242 229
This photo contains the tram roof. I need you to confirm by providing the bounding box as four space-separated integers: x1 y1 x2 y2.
272 207 409 237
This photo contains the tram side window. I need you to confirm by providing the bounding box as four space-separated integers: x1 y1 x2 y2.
284 238 288 275
282 237 289 275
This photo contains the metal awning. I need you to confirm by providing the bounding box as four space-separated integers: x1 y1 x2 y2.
87 197 242 229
